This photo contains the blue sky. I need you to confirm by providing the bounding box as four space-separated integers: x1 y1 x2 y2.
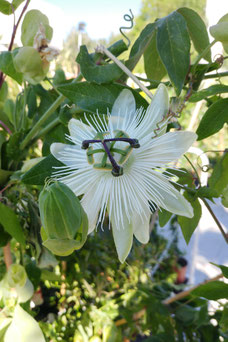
44 0 142 40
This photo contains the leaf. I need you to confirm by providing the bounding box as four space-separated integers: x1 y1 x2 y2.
210 263 228 279
158 209 172 227
196 186 219 201
190 84 228 102
196 98 228 140
0 51 23 84
177 7 211 62
57 82 148 113
76 45 124 84
0 202 25 245
21 154 64 185
144 30 167 81
0 0 24 15
125 23 157 72
209 153 228 195
192 281 228 300
156 11 190 95
0 223 11 247
178 193 202 244
0 169 13 187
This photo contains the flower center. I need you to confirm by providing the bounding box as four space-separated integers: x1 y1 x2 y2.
81 130 140 177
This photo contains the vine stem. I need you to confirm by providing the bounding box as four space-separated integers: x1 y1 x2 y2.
97 45 153 100
20 73 83 149
204 71 228 79
192 39 217 72
163 273 223 305
0 0 31 89
3 243 13 270
201 197 228 244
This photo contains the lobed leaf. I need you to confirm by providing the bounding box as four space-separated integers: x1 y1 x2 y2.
0 51 23 84
156 11 190 95
196 98 228 140
177 7 211 62
192 281 228 300
0 202 25 245
57 82 148 113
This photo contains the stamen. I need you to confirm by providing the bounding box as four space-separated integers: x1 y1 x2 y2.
81 136 140 177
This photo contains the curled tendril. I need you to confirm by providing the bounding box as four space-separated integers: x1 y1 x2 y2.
196 149 228 172
119 9 134 47
44 177 55 188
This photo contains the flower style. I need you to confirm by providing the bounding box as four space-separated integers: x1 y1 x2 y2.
51 85 197 262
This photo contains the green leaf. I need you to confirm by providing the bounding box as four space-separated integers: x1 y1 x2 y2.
209 153 228 195
210 263 228 279
196 98 228 140
0 0 24 15
76 45 123 84
190 85 228 102
0 51 23 84
196 186 219 201
0 202 25 245
177 7 211 62
57 82 148 113
0 169 13 187
144 30 166 81
21 154 64 185
0 223 11 247
221 185 228 207
125 23 156 72
192 281 228 300
158 209 172 227
178 193 202 244
156 11 190 95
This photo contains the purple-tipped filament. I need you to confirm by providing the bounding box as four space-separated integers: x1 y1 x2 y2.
81 135 140 177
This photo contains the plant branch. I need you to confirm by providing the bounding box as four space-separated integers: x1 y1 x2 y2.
163 273 223 305
192 39 217 72
204 71 228 79
8 0 31 51
3 243 13 270
97 45 153 99
20 73 83 150
201 197 228 244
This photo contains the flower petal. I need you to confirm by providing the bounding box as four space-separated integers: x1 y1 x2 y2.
4 304 45 342
146 172 193 218
135 84 169 140
110 89 136 131
136 131 197 167
132 207 151 244
111 213 133 263
50 143 86 167
68 118 95 144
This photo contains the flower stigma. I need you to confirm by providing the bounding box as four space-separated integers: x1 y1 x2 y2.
81 130 140 177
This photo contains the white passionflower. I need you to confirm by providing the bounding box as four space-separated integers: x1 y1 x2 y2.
51 84 197 262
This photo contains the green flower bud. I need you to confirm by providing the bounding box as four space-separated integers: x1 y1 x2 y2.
21 9 53 47
39 181 88 256
210 13 228 53
13 47 49 84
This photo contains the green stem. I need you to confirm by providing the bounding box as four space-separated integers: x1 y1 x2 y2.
204 71 228 79
20 94 65 150
184 154 201 185
192 39 217 72
201 197 228 244
35 117 60 139
20 73 83 150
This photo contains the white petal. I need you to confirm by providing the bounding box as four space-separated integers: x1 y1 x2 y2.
50 143 87 167
137 131 197 167
4 305 45 342
146 172 193 218
132 207 151 244
110 89 136 131
16 279 34 303
111 213 133 263
68 118 95 144
135 84 169 139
